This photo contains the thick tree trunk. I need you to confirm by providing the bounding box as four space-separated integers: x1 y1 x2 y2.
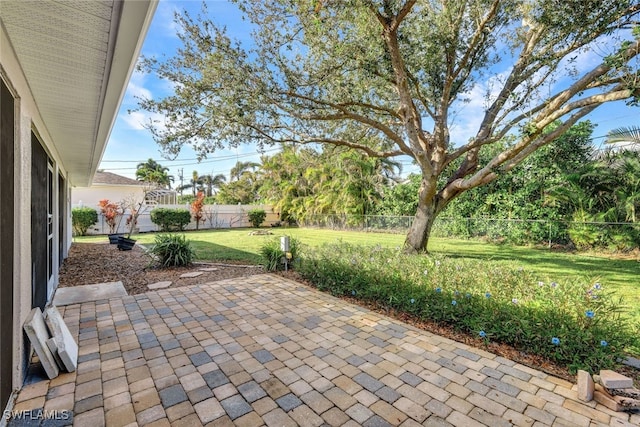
404 194 438 254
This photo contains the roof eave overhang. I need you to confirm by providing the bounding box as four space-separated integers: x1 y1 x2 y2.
86 0 158 187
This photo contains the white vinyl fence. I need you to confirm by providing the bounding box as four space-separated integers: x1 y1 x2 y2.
75 203 280 235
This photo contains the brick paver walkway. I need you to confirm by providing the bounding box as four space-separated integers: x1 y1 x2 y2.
11 274 640 426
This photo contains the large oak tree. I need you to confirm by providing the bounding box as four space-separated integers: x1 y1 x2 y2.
138 0 640 252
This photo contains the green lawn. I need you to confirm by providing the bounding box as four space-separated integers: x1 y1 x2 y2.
77 228 639 324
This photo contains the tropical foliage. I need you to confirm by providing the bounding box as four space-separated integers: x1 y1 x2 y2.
259 146 399 224
135 158 173 189
371 122 640 250
215 161 260 204
178 170 227 197
606 126 640 147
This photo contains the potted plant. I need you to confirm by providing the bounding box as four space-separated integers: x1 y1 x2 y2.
117 192 148 251
98 199 125 243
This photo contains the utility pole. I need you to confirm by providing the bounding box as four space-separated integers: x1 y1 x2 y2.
178 168 184 195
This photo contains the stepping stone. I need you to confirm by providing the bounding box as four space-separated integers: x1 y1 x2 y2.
23 308 59 379
44 306 78 372
623 356 640 370
53 281 127 306
200 268 219 272
180 272 203 278
600 370 633 389
148 281 172 290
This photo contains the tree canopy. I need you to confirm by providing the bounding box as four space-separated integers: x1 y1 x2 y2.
138 0 640 252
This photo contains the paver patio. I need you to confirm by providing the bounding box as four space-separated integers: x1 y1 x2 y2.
10 274 640 426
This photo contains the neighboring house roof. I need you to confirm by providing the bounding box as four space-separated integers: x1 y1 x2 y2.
1 0 157 187
92 171 142 187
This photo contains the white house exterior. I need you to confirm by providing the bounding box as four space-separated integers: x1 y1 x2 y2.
72 170 147 211
0 0 157 413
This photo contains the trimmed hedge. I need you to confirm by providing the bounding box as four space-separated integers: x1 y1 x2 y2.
72 207 98 236
150 208 191 231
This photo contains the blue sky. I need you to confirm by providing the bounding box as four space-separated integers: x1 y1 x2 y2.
99 0 639 184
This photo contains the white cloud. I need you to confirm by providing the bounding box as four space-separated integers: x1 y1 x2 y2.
127 81 153 101
156 0 183 37
121 110 167 132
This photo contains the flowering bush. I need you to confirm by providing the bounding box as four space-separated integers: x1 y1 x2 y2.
297 242 638 373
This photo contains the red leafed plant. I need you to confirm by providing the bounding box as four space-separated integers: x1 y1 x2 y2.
191 191 205 230
98 199 123 234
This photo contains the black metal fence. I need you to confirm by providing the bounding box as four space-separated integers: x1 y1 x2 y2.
300 214 640 249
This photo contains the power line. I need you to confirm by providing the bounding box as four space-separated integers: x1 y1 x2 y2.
101 122 638 171
100 147 281 164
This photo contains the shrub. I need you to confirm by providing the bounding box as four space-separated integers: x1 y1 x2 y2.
150 234 195 267
248 209 267 228
177 195 196 204
71 207 98 236
296 242 638 373
150 208 191 231
259 237 301 271
191 192 205 230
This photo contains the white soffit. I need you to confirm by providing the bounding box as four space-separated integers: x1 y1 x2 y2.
1 0 157 186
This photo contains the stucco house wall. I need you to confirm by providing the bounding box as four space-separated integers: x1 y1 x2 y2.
0 0 157 413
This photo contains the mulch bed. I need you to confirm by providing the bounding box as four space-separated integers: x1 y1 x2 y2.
59 241 638 386
58 242 263 295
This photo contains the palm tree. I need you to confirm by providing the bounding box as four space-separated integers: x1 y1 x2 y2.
230 161 259 181
176 171 204 196
605 126 640 147
190 170 204 196
200 173 227 197
135 158 174 189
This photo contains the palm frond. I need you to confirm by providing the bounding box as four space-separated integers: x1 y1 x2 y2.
605 126 640 145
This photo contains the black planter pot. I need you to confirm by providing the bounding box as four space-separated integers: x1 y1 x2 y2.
117 236 136 251
108 233 124 244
